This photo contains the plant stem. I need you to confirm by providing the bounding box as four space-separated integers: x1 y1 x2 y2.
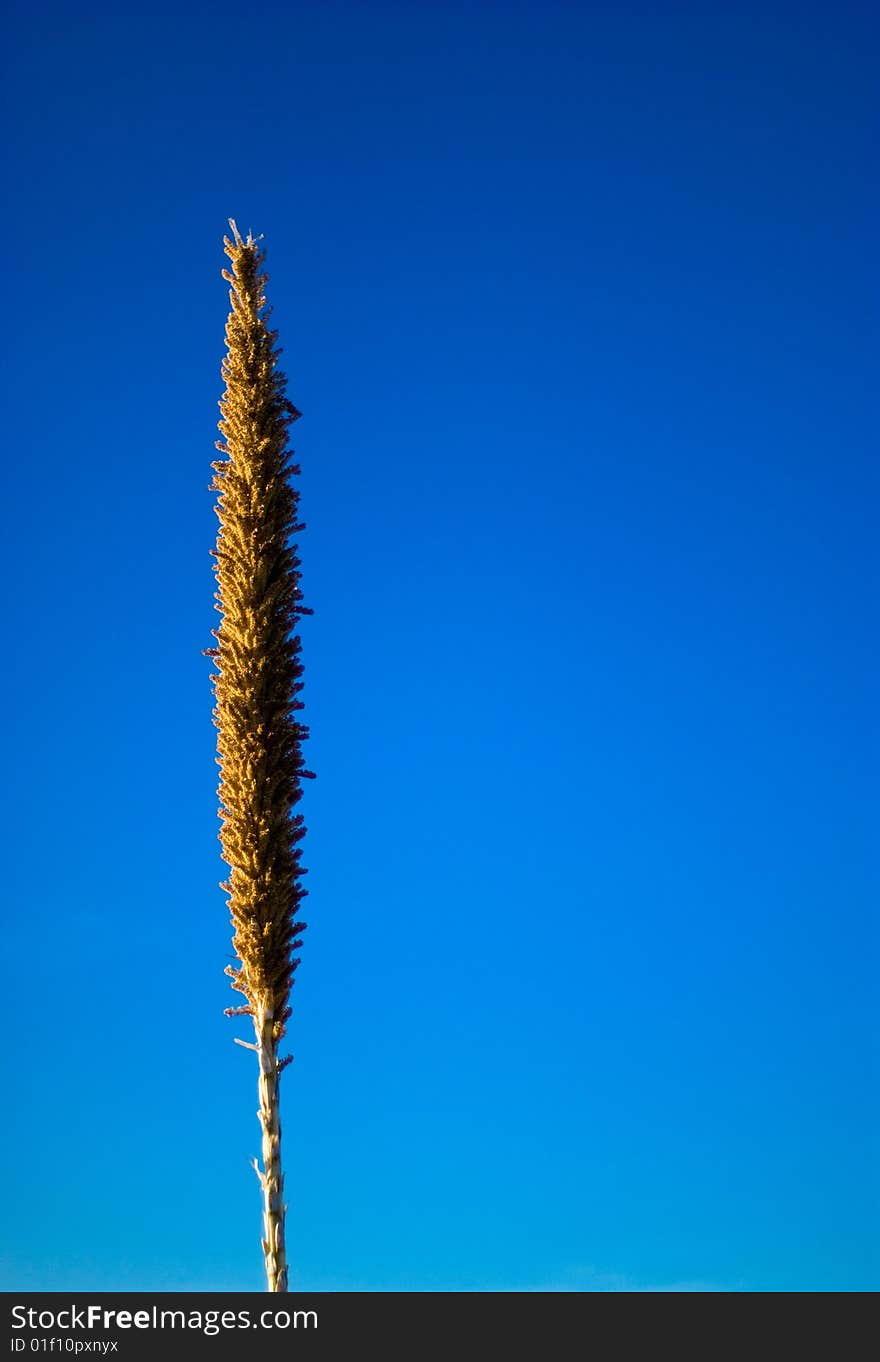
255 1005 287 1292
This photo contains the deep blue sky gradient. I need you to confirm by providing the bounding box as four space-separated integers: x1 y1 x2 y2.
2 1 877 1291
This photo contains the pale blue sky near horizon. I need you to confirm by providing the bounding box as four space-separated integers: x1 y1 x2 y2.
1 0 876 1292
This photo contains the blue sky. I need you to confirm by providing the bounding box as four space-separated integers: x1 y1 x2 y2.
2 1 876 1292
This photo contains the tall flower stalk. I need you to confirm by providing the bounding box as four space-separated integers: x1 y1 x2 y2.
206 220 313 1292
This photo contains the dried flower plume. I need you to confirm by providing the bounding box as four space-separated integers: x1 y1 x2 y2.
206 219 313 1290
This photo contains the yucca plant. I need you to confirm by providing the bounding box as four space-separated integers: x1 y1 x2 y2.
205 220 313 1292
